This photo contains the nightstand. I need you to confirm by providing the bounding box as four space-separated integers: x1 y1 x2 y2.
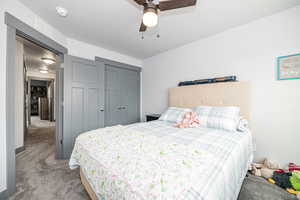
146 114 161 122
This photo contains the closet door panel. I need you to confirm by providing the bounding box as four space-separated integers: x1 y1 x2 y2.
120 69 139 124
86 87 100 131
105 66 122 126
70 86 85 144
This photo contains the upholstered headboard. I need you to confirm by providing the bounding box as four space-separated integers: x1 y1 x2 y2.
169 81 251 120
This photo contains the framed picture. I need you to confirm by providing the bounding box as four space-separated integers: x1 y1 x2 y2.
277 53 300 80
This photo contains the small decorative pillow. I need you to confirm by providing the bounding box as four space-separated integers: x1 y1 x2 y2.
175 112 200 128
159 107 192 123
195 106 240 131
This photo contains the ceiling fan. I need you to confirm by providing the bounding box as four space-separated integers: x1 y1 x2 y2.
133 0 197 32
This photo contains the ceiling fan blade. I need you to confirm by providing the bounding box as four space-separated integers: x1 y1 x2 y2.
139 22 147 32
133 0 147 5
158 0 197 11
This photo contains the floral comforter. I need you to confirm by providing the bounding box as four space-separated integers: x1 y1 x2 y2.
70 121 253 200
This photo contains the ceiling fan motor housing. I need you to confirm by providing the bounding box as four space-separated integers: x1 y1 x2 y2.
144 2 158 14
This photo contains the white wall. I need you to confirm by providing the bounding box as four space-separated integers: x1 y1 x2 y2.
0 0 142 193
67 38 142 67
143 6 300 166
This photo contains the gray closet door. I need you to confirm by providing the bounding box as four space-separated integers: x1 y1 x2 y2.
63 56 105 158
105 66 123 126
119 68 140 124
105 65 140 126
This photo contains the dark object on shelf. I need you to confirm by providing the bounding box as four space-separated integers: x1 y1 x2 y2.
146 114 161 122
178 76 237 86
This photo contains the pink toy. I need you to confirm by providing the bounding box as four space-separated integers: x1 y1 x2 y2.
175 112 200 128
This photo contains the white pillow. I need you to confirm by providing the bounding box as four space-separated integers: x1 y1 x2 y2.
159 107 192 123
195 106 240 131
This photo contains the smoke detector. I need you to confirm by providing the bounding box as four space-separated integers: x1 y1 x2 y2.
56 6 68 17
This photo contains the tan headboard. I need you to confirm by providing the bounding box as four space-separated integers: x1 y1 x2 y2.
169 81 251 120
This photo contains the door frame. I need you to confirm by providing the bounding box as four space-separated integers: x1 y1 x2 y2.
5 12 68 197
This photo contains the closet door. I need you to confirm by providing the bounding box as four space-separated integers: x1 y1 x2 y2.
105 66 123 126
105 65 140 126
63 56 105 158
119 68 140 125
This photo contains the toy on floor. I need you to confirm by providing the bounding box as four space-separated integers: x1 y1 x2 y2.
289 163 300 172
290 171 300 191
267 171 300 197
251 159 279 179
251 160 300 199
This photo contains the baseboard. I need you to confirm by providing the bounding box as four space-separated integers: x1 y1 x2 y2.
15 146 25 154
0 189 8 200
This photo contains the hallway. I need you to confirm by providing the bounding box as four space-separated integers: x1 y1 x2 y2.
10 118 88 200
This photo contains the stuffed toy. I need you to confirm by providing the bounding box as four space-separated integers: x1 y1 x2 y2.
289 163 300 172
175 112 200 128
251 159 279 179
251 164 275 179
267 171 300 197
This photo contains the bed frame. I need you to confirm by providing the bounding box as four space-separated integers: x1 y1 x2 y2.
80 168 98 200
80 81 252 199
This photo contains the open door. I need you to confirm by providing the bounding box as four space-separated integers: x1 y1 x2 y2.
63 55 105 158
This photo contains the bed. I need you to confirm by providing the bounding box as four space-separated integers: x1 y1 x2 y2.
69 81 253 200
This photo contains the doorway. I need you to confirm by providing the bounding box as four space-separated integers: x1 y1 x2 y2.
12 35 63 197
16 36 60 153
5 12 67 196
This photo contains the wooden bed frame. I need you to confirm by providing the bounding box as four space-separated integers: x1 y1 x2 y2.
80 81 252 199
80 168 98 200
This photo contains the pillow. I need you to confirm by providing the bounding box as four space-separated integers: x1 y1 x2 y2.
159 107 192 123
175 111 200 128
195 106 240 131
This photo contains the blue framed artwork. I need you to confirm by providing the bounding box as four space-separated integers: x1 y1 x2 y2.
277 53 300 80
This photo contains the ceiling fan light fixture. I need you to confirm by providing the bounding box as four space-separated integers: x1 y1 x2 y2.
41 57 56 65
142 8 158 27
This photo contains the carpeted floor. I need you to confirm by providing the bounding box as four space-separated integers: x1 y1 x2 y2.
9 118 89 200
8 118 298 200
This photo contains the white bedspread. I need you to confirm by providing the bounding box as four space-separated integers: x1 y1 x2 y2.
70 121 253 200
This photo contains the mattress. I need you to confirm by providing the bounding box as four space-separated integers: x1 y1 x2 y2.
69 120 253 200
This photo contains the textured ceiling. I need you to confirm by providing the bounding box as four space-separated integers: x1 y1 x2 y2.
19 0 300 59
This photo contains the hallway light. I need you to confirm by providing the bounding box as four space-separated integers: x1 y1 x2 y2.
41 58 56 65
40 69 49 74
40 66 49 74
